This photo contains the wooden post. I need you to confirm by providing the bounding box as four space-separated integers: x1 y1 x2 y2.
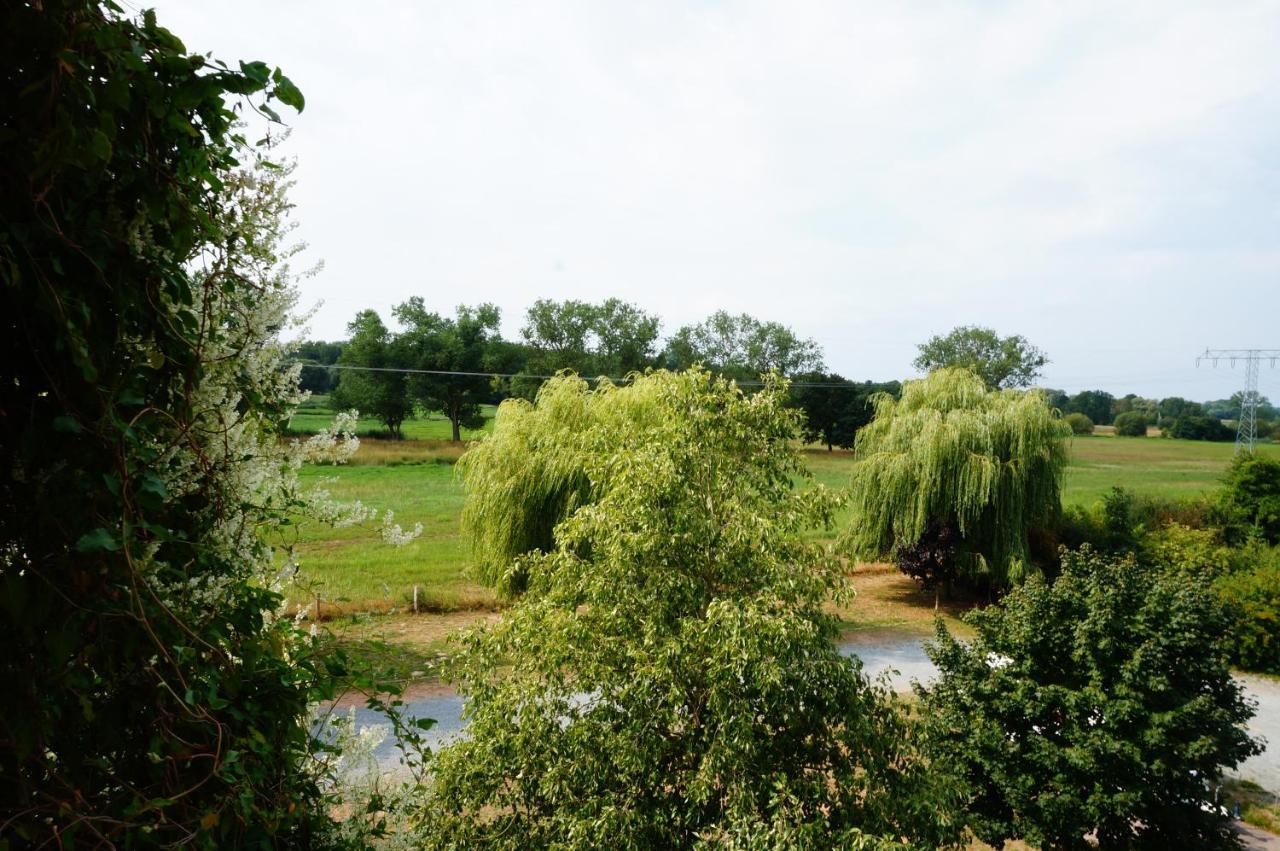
314 591 320 623
413 584 419 614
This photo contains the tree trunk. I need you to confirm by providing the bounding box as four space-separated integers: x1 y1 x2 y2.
451 416 461 442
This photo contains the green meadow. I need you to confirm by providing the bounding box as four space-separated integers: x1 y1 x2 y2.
286 405 1280 615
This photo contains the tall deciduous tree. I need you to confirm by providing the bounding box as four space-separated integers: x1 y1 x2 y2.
520 297 661 379
790 373 900 451
1158 396 1204 422
913 326 1047 389
294 339 344 393
395 298 517 441
665 311 824 380
919 548 1259 850
433 371 962 848
842 368 1070 589
1066 389 1116 425
330 309 413 438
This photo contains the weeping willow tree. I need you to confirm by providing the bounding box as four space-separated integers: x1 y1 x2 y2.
459 373 611 593
843 367 1070 589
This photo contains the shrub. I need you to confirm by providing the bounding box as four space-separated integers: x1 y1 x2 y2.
1218 452 1280 545
1143 523 1233 579
1058 490 1214 555
1064 412 1094 434
919 548 1261 849
1113 410 1148 436
1215 550 1280 673
1168 415 1234 441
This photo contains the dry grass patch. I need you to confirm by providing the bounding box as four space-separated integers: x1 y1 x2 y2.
834 562 976 638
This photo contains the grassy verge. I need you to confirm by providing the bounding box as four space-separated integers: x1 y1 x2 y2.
1224 779 1280 834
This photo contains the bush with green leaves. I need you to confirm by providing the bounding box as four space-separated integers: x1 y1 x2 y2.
1058 488 1214 556
1112 410 1149 436
426 371 962 849
1064 411 1094 434
1217 451 1280 545
1167 414 1234 441
1143 522 1234 578
1214 550 1280 673
843 368 1070 589
919 548 1260 850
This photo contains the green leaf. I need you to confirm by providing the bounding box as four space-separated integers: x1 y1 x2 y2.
74 528 119 552
271 72 305 112
238 60 271 86
86 129 112 162
52 415 82 434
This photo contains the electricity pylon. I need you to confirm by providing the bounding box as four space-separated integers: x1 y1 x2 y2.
1197 349 1280 452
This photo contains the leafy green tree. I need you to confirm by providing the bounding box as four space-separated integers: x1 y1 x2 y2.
1066 389 1115 425
1167 414 1233 441
1040 387 1070 412
789 374 899 451
0 4 375 844
1218 452 1280 545
1111 393 1157 419
1227 391 1279 424
1202 397 1237 420
1214 553 1280 674
913 326 1047 389
431 371 962 849
520 297 661 379
395 298 517 441
1112 410 1148 436
842 369 1070 589
919 548 1260 850
1158 396 1204 422
665 311 824 380
330 309 414 438
1064 412 1094 434
294 339 344 393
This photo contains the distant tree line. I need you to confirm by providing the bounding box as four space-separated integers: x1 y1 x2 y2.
301 315 1278 444
299 299 904 443
1036 389 1279 441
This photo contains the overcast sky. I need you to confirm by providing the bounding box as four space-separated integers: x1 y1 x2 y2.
149 0 1280 400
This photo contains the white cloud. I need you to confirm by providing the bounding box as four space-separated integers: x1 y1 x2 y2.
149 0 1280 398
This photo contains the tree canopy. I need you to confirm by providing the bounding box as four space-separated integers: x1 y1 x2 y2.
665 311 824 380
920 548 1260 849
1112 410 1148 437
396 298 518 441
913 326 1047 389
520 297 662 379
842 368 1070 589
1065 389 1115 425
789 374 900 451
429 371 961 848
330 309 414 438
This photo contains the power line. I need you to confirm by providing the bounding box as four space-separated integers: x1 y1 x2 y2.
1197 349 1280 452
287 362 866 389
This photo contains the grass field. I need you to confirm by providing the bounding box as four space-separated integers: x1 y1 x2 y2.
284 404 1280 619
1061 434 1279 506
288 396 495 441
